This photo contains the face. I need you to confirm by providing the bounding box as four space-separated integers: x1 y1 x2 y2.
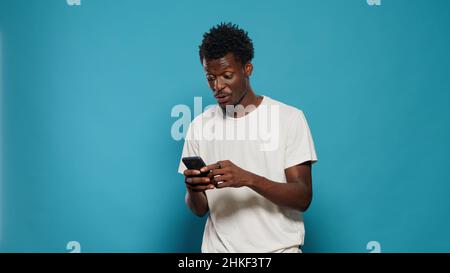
203 53 253 108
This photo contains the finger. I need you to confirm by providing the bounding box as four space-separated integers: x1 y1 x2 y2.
184 169 201 177
186 177 210 185
212 174 231 184
186 177 211 185
207 169 227 182
186 183 215 192
216 180 232 189
210 167 229 177
200 162 223 173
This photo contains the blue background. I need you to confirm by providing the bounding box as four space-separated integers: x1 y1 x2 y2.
0 0 449 252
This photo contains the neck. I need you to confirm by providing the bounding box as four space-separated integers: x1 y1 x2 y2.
238 88 257 108
225 85 263 118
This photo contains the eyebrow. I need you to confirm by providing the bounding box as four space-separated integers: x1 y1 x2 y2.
205 67 234 74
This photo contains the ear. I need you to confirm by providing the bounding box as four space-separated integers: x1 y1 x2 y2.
244 62 253 77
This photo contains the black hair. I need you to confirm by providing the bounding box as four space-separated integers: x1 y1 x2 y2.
199 22 254 65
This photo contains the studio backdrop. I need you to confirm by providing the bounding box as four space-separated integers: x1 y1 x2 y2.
0 0 449 252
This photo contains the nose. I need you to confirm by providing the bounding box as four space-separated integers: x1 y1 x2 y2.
213 77 226 93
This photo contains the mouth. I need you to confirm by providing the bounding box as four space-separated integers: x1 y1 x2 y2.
217 95 231 105
215 93 232 105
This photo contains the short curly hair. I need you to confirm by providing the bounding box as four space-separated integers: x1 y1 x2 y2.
199 22 254 65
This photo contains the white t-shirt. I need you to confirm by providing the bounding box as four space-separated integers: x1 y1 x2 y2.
178 96 317 253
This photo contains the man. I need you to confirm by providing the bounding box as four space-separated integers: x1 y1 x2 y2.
178 23 317 253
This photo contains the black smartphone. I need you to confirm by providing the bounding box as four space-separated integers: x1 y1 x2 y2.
182 156 210 177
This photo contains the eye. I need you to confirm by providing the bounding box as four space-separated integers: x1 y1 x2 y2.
223 72 234 80
206 75 215 82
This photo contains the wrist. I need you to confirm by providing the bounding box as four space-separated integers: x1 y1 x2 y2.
187 187 204 196
247 174 263 189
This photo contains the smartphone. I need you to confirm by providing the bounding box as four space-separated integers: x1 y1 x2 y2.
182 156 210 177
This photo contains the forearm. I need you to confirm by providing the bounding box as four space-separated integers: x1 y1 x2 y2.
185 189 209 217
248 176 312 212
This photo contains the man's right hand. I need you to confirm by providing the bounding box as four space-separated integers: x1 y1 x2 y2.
184 169 215 192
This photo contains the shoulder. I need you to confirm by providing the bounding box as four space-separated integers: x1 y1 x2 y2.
264 96 305 120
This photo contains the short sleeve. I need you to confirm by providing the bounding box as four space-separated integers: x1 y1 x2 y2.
284 110 318 169
178 124 199 174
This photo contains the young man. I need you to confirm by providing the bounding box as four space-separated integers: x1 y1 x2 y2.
178 23 318 253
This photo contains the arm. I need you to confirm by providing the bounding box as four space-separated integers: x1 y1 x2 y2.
202 160 313 212
185 190 209 217
248 163 312 212
184 169 212 217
